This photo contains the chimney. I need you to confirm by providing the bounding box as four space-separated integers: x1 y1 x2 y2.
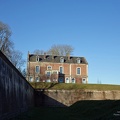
44 52 46 59
52 51 54 59
27 51 30 61
67 53 70 60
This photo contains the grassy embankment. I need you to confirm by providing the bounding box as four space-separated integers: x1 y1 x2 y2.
30 82 120 90
12 83 120 120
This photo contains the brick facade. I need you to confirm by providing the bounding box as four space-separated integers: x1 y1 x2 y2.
27 53 88 84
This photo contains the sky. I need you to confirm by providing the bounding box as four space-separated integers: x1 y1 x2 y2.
0 0 120 85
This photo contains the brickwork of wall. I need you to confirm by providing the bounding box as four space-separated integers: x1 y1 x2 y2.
28 62 88 83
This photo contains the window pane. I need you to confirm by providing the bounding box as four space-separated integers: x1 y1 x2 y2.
36 66 40 73
29 77 33 82
66 78 69 83
36 77 39 82
77 59 80 63
58 78 64 83
77 68 80 74
48 66 52 70
60 67 63 74
36 56 39 61
60 58 64 63
46 79 51 82
47 71 51 76
72 78 75 83
82 78 86 84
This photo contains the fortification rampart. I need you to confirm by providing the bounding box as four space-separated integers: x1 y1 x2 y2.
35 89 120 107
1 51 120 119
0 51 34 120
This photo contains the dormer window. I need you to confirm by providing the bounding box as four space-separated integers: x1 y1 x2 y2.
76 58 80 63
60 57 64 63
36 56 39 62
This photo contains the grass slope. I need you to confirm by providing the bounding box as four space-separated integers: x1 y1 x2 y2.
12 100 120 120
30 82 120 90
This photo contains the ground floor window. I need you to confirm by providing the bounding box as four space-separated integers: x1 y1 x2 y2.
72 78 76 83
82 78 86 84
65 77 69 83
46 79 51 82
29 76 33 82
36 77 40 82
58 77 64 83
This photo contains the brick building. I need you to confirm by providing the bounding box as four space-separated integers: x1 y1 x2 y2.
26 52 88 84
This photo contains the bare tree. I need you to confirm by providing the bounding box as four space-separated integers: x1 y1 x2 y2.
0 21 25 71
33 49 45 55
47 44 74 56
21 68 27 78
10 50 25 71
0 21 14 59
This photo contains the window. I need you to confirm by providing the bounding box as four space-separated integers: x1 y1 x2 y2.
46 71 51 76
29 76 33 82
60 57 64 63
46 79 51 82
36 56 39 62
59 66 63 74
72 78 76 83
35 66 40 73
47 66 52 70
76 67 81 75
66 77 69 83
35 77 39 82
82 78 86 84
58 77 64 83
77 58 80 63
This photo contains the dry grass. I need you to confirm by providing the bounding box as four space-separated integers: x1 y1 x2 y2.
30 82 120 90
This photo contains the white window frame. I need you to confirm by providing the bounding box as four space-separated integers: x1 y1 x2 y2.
35 77 40 82
47 66 52 70
60 57 64 63
82 78 86 84
76 58 80 63
76 67 81 75
45 71 51 76
35 66 40 73
59 66 64 74
36 56 39 62
46 79 51 82
72 78 76 83
29 76 33 82
65 77 69 83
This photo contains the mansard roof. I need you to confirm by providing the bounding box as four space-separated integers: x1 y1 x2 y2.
28 54 88 64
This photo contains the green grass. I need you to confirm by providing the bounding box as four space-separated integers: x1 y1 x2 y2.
30 82 120 90
12 100 120 120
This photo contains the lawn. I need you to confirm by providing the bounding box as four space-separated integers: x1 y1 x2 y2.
30 82 120 90
12 100 120 120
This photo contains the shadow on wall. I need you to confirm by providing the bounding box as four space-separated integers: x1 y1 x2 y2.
12 100 120 120
34 89 67 107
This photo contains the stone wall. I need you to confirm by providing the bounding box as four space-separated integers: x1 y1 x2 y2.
0 51 34 120
35 89 120 107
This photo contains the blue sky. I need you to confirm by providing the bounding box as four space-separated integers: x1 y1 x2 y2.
0 0 120 85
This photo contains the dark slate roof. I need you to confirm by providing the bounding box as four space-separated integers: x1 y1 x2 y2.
29 54 88 64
